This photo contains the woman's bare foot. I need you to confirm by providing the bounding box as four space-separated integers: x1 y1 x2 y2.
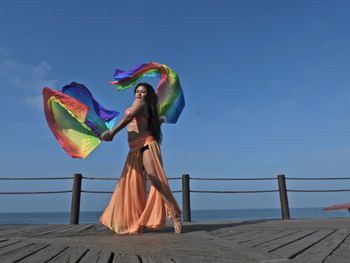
174 217 183 234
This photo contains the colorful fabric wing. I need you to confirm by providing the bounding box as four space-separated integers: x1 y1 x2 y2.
62 82 118 135
43 82 119 158
110 62 185 123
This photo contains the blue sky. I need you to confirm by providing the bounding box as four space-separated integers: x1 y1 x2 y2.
1 0 350 213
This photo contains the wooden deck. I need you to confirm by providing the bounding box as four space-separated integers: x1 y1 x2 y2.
0 218 349 262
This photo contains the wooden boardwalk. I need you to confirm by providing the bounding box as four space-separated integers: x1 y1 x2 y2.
0 218 349 262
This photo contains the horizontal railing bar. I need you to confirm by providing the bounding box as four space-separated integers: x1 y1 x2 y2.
2 177 350 181
191 190 279 193
82 177 118 180
3 189 348 194
288 189 350 192
0 190 72 194
82 190 113 194
82 176 181 181
0 177 73 180
3 176 350 181
81 189 182 194
286 177 350 180
190 177 276 181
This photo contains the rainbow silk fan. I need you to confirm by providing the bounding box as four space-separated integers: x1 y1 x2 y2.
43 82 119 158
110 62 185 124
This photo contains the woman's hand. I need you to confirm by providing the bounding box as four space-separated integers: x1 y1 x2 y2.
101 130 114 141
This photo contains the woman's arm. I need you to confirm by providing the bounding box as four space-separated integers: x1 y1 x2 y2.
102 98 146 141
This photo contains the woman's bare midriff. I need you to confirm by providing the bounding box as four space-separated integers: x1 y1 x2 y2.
127 113 151 141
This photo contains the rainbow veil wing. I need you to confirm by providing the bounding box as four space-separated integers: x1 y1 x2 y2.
110 62 185 123
43 82 119 158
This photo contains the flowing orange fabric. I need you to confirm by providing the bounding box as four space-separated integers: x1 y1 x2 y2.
99 136 181 234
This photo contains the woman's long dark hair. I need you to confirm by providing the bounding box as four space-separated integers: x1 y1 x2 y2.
134 82 162 144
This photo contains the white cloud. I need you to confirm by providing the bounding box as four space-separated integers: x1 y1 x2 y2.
0 48 58 109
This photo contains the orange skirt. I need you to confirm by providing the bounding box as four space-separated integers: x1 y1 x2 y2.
99 136 180 234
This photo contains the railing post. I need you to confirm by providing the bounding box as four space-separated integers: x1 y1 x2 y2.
277 174 290 220
182 174 191 222
70 173 82 224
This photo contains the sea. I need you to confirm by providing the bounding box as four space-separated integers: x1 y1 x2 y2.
0 208 348 224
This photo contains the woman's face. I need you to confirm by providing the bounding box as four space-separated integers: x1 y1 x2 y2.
135 86 148 100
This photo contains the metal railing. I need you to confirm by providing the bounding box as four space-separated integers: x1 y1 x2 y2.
2 174 350 223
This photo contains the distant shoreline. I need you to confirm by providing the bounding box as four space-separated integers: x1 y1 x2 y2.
0 208 348 225
0 207 333 213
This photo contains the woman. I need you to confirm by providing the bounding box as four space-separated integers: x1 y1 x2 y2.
99 82 183 234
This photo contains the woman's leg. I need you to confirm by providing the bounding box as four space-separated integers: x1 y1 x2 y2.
142 148 181 219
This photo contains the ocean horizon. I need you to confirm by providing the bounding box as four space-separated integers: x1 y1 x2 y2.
0 208 348 224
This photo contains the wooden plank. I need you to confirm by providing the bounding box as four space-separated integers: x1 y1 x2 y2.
292 230 349 263
43 224 83 234
248 230 299 247
172 254 243 263
225 230 266 241
219 230 263 240
58 224 96 234
18 225 59 232
0 239 23 249
17 245 68 263
323 245 350 263
68 224 95 234
271 230 334 259
0 241 32 256
16 225 63 236
27 225 67 236
319 234 350 263
324 256 350 263
210 227 245 237
0 226 15 231
236 230 279 243
79 248 113 263
112 252 140 263
0 225 60 237
49 247 89 262
84 227 111 235
256 230 317 251
29 225 79 236
44 224 96 236
140 255 176 263
0 243 48 263
74 224 102 234
88 224 105 230
213 229 246 238
0 226 39 236
0 240 21 252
